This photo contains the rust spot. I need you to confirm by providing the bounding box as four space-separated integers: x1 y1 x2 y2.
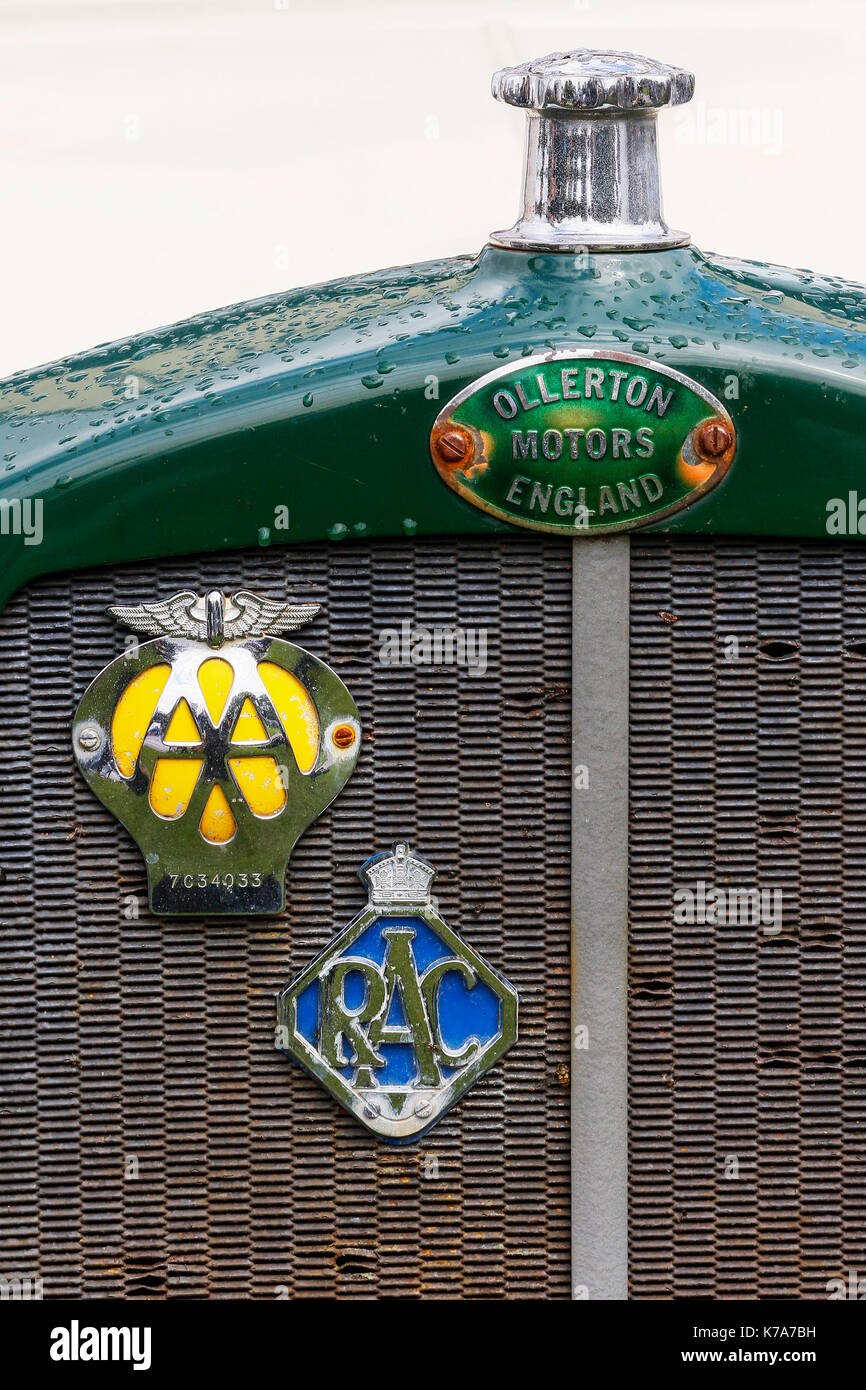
332 724 356 750
335 1246 379 1276
758 637 800 661
657 609 679 625
505 680 570 717
434 427 472 463
695 418 734 461
430 421 489 481
632 973 673 1002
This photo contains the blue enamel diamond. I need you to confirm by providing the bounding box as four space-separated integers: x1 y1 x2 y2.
275 843 518 1141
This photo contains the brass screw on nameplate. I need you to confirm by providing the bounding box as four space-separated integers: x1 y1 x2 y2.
434 428 472 464
695 419 734 460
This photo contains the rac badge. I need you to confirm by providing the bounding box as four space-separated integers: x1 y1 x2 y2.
430 350 736 535
72 589 360 917
276 843 518 1142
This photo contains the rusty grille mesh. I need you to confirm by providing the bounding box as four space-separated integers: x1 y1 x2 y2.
629 535 866 1299
0 536 571 1300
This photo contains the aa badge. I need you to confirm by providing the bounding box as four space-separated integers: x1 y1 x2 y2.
276 843 518 1141
72 589 360 916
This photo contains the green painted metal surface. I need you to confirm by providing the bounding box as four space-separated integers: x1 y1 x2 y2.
2 243 866 609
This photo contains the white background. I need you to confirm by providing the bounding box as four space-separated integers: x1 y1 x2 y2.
0 0 859 378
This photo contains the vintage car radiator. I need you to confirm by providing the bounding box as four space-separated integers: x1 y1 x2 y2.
0 538 572 1298
629 536 866 1299
2 48 866 1303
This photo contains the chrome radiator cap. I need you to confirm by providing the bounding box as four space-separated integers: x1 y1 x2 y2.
490 49 694 253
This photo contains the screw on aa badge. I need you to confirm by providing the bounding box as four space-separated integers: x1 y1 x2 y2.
275 843 519 1142
72 588 361 916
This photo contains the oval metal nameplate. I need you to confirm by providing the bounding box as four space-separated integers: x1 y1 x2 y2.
430 351 736 536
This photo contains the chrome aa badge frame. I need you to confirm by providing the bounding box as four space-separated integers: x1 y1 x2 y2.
276 843 518 1141
72 589 360 916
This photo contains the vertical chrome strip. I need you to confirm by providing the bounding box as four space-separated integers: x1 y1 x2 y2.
571 536 630 1300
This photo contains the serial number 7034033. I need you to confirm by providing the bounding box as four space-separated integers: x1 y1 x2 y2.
170 872 264 891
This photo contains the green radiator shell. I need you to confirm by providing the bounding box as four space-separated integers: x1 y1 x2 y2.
1 243 865 607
